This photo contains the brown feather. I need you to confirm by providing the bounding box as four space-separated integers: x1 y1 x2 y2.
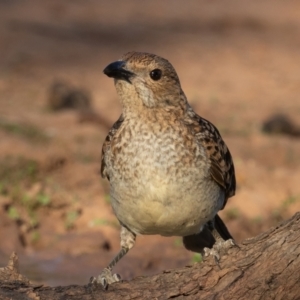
100 114 124 180
186 110 236 208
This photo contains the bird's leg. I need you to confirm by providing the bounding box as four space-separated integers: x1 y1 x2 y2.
203 219 236 264
90 226 136 289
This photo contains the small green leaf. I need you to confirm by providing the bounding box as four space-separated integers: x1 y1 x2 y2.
37 194 50 206
191 253 202 263
65 210 80 229
8 206 19 220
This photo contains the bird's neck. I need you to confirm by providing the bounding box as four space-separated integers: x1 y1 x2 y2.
121 91 189 121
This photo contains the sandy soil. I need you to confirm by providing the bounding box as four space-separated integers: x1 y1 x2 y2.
0 0 300 286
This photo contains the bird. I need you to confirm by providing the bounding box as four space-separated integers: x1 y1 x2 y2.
90 52 237 288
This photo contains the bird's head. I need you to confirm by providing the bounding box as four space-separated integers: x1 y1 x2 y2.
103 52 186 113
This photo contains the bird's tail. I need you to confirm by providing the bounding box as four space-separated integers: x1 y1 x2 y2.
182 214 234 253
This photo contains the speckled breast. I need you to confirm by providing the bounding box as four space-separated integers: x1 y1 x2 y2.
106 121 225 236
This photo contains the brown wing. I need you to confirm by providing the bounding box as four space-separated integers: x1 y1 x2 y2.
191 114 236 208
100 114 124 180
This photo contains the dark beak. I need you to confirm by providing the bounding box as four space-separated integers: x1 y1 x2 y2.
103 61 134 83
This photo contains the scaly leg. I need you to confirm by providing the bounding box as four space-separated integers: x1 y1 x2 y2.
90 226 136 289
203 217 237 264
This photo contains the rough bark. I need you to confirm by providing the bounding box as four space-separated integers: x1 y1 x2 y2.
0 212 300 300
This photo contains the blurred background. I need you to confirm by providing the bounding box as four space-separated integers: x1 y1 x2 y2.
0 0 300 286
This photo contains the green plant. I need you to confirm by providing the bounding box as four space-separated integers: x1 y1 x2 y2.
252 216 263 224
0 118 50 144
173 238 182 247
30 230 40 243
65 210 80 229
89 218 119 229
0 156 54 231
7 206 19 220
104 194 111 204
36 193 50 206
0 156 39 188
75 152 95 164
272 195 299 223
89 218 109 226
0 182 6 195
191 253 202 263
282 195 298 209
225 207 240 220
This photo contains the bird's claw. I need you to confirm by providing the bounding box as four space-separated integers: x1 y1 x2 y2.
89 268 121 290
203 238 237 266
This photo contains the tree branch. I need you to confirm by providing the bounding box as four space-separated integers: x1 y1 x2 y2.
1 212 300 300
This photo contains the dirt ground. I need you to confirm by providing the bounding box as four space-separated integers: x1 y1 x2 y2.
0 0 300 287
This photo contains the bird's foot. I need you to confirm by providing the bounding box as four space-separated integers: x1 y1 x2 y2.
203 238 237 266
89 268 121 290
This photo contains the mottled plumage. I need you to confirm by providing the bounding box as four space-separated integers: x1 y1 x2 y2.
91 52 236 288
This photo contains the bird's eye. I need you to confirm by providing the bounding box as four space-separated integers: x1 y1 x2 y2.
150 69 162 81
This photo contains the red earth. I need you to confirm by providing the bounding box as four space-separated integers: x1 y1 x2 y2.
0 0 300 286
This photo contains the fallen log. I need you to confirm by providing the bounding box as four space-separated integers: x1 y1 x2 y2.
0 212 299 300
